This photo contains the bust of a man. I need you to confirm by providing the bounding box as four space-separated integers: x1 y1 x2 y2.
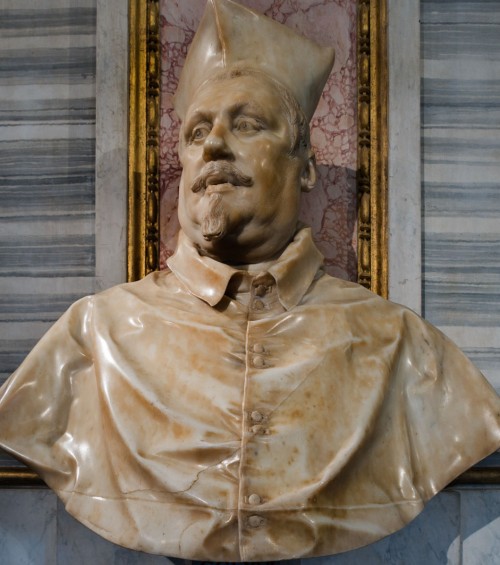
1 0 499 562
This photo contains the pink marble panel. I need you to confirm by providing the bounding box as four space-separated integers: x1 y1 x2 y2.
159 0 357 280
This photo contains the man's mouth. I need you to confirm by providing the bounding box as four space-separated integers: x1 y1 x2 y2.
205 182 234 195
204 172 235 194
191 162 253 193
205 172 231 186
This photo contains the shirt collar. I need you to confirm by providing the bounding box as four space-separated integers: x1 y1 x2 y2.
167 227 324 311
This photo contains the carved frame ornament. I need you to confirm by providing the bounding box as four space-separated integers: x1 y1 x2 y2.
128 0 161 281
1 0 496 489
356 0 387 296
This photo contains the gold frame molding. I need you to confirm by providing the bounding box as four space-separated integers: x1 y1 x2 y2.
357 0 388 297
2 0 498 489
128 0 161 281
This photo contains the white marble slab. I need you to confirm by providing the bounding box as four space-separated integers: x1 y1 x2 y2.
95 0 128 291
387 0 422 313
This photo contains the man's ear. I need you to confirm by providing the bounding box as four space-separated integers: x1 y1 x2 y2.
300 153 317 192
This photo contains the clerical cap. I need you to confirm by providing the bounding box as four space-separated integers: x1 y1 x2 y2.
173 0 335 122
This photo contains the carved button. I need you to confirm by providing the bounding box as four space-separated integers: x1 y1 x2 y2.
250 424 265 434
252 355 265 368
250 411 263 423
247 515 265 528
252 343 265 353
248 494 261 505
252 299 264 310
254 284 268 297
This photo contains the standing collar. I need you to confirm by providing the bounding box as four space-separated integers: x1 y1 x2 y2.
166 227 324 310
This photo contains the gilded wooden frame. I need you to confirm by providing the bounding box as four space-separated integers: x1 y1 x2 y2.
127 0 389 295
2 0 497 489
357 0 388 296
128 0 160 280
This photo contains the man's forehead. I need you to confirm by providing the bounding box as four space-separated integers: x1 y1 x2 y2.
184 73 284 120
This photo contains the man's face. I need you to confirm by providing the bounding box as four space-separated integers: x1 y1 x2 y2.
177 74 312 264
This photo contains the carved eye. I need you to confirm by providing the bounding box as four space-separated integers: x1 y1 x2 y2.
237 121 251 132
191 124 211 141
234 117 262 133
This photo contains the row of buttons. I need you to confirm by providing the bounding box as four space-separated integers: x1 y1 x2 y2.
245 282 271 529
250 277 273 312
250 409 267 434
250 342 267 368
245 410 266 525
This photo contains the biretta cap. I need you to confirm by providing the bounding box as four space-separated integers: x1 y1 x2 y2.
173 0 335 122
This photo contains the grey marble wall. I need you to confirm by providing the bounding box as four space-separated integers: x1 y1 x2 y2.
421 0 500 390
0 0 97 395
0 0 98 469
0 0 129 469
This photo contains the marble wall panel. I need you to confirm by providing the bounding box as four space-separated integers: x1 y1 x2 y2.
158 0 358 280
461 489 500 565
0 0 97 465
95 0 129 291
0 490 57 565
387 0 422 312
421 0 500 390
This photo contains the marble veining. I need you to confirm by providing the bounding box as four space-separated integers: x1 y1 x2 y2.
0 0 97 469
424 181 500 218
421 0 500 390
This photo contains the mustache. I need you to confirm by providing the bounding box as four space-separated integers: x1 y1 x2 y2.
191 161 253 193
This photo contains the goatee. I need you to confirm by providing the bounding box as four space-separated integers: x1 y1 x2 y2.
200 193 229 241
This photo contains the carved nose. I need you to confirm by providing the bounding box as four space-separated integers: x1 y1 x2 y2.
202 131 233 162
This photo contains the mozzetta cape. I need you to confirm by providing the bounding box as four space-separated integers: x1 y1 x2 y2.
0 227 499 561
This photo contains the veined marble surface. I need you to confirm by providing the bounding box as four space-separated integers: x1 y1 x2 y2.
421 0 500 390
0 1 97 349
0 0 97 464
387 0 422 312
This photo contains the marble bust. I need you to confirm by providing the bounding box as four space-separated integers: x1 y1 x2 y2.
1 0 499 561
